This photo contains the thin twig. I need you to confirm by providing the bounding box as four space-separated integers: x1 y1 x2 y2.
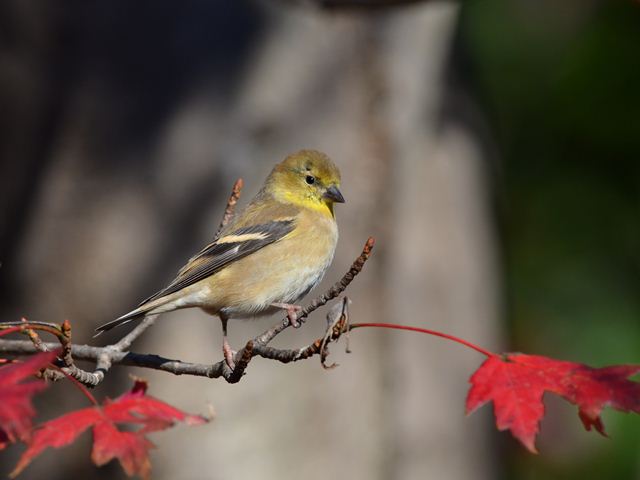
55 319 104 386
226 341 254 383
0 238 375 383
48 364 99 405
0 303 350 380
0 340 225 379
0 175 374 386
60 316 159 387
114 315 158 352
60 320 73 366
320 297 350 369
21 317 48 352
0 320 62 329
213 178 243 241
0 322 64 342
250 300 351 365
254 237 375 346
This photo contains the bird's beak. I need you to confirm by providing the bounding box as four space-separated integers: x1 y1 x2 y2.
323 185 345 203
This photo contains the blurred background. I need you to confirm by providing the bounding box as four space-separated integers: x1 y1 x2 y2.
1 0 638 479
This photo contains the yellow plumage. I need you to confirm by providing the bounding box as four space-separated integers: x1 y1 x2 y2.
96 150 344 368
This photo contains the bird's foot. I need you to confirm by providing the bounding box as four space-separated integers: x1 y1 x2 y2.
271 302 304 328
223 336 236 370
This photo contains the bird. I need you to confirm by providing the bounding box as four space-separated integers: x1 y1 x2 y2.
95 150 345 369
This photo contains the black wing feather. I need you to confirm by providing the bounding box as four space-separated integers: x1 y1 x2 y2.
138 219 295 306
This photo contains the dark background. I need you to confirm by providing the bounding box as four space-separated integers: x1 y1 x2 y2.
1 1 638 479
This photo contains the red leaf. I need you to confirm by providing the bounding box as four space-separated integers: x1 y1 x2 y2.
10 408 101 472
12 380 208 479
466 353 640 452
0 350 58 448
103 379 208 433
91 420 153 479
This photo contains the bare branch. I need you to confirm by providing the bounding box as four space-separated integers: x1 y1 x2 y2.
0 238 373 384
21 317 48 352
254 236 375 346
213 178 243 241
0 320 62 329
0 294 354 381
114 315 158 352
0 176 374 387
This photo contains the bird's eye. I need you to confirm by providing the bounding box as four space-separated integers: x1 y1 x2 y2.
305 175 315 185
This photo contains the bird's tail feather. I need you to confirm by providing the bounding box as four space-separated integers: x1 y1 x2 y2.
93 308 147 337
95 288 192 338
94 294 174 336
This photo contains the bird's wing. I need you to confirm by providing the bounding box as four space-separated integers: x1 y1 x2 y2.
138 219 295 306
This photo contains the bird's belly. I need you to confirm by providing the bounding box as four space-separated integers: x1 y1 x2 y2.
269 264 326 304
208 221 337 318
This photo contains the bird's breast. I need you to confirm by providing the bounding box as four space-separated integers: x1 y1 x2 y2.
205 212 338 317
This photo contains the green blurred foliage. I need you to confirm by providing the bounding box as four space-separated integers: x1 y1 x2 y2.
460 0 640 478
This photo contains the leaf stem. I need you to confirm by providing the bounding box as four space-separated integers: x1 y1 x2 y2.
349 322 496 357
0 326 25 338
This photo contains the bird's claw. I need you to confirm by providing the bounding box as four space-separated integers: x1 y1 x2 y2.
271 303 304 328
223 338 236 370
287 307 301 328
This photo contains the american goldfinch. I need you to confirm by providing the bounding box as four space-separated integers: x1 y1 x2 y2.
96 150 344 368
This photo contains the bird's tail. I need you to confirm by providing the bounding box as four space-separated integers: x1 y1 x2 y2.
93 308 147 337
94 296 173 337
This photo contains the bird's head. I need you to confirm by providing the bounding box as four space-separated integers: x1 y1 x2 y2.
268 150 344 216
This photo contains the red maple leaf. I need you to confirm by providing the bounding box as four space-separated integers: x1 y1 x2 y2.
0 350 58 450
466 353 640 452
11 379 209 479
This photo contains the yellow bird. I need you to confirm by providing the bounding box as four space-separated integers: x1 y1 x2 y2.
96 150 344 368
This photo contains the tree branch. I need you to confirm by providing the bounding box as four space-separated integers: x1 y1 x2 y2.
0 178 375 386
0 240 369 384
213 178 243 241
